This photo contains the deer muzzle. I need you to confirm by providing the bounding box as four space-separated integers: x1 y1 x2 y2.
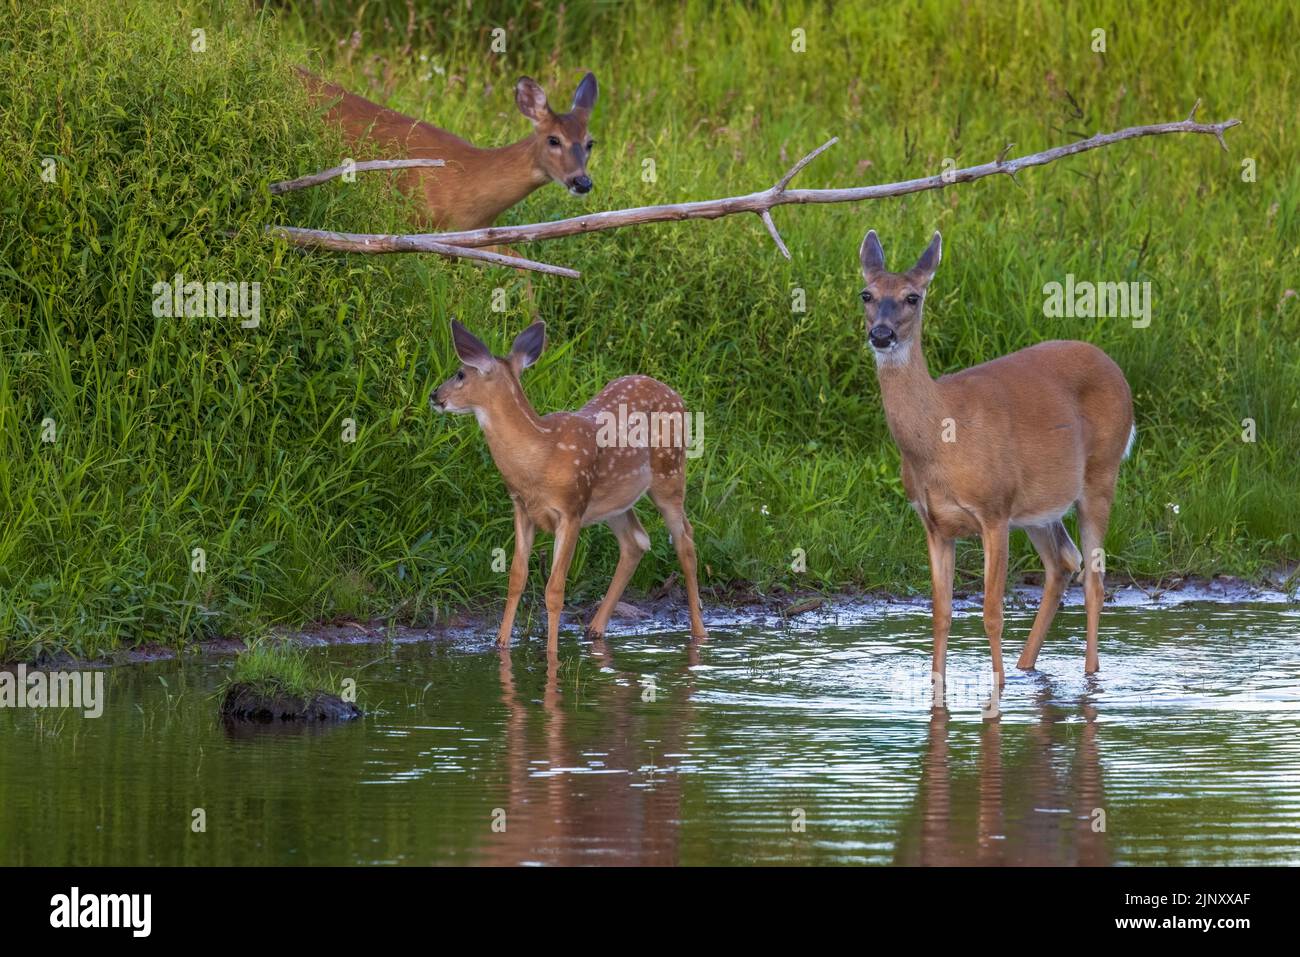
869 324 897 349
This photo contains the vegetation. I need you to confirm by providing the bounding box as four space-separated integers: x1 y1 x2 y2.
225 638 338 700
1 0 1296 659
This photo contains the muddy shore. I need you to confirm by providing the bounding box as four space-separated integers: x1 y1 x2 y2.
11 566 1294 671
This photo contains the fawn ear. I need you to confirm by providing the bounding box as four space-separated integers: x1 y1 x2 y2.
451 319 495 374
909 231 942 285
859 229 886 277
571 72 598 113
515 77 551 124
508 321 546 375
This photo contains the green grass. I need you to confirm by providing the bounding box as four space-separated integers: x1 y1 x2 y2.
227 638 336 698
0 0 1296 659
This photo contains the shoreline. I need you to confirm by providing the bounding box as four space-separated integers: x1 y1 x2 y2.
8 568 1295 671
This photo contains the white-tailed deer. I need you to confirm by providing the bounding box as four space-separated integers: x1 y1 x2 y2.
431 320 708 647
859 230 1134 679
296 68 598 230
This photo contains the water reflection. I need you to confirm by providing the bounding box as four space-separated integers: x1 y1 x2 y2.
480 640 699 865
1 603 1296 865
896 686 1109 865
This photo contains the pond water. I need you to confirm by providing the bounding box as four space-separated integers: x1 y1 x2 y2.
2 598 1298 866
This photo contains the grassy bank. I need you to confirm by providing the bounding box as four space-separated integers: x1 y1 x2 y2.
1 0 1296 659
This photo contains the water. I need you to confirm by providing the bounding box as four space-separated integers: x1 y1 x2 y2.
2 600 1297 865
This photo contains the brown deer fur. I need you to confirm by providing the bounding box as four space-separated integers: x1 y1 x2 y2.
431 320 707 648
296 68 598 231
860 230 1134 682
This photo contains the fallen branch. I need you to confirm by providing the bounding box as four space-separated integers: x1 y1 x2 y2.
265 104 1239 277
268 158 446 195
263 227 582 278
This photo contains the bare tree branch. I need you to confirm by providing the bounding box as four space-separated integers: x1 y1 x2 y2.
268 158 446 195
264 108 1240 277
264 226 581 278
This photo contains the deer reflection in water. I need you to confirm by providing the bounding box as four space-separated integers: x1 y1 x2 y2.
479 640 701 865
895 680 1109 866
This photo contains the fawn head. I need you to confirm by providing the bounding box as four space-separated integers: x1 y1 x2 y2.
431 320 547 420
859 230 942 365
515 73 599 195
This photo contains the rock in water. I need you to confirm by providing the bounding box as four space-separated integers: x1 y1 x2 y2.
220 682 361 723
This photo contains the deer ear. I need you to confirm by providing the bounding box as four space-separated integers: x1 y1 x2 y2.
859 229 886 277
515 77 550 124
571 72 598 113
910 231 942 284
451 319 495 374
508 321 546 374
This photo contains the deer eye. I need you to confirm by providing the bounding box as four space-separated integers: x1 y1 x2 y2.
456 370 465 381
586 140 595 151
547 136 561 147
861 290 873 303
905 293 920 305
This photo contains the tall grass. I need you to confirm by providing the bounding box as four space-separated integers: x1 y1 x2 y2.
227 638 337 698
0 0 1296 659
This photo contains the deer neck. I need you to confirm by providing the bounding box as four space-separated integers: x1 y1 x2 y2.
470 137 549 223
874 329 945 464
475 377 553 486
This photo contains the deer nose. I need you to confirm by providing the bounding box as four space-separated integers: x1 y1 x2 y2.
869 325 897 349
571 175 592 193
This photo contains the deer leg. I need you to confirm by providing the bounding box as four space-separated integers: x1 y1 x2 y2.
650 487 707 640
1017 521 1080 670
980 518 1009 685
584 510 649 640
543 516 581 650
1077 488 1115 673
924 527 955 695
497 503 536 647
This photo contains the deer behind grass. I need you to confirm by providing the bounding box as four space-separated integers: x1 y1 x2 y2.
860 230 1134 680
431 320 707 648
296 68 598 231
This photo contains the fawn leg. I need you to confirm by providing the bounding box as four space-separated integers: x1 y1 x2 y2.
980 518 1009 685
544 515 580 650
1017 521 1080 670
1077 486 1115 674
585 510 649 640
650 486 707 640
497 502 536 647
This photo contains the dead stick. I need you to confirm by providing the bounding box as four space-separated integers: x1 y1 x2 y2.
265 107 1239 274
269 158 447 195
264 227 581 278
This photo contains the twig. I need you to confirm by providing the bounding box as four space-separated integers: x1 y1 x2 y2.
264 226 581 278
268 158 446 195
264 106 1240 277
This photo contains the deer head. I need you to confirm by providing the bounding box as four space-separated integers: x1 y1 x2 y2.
515 73 599 195
430 320 546 423
859 230 942 366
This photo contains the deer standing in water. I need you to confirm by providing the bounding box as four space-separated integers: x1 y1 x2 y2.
296 68 599 230
859 230 1133 680
431 320 708 647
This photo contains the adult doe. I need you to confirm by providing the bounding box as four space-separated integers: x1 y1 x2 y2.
859 230 1133 679
431 320 708 647
296 68 599 230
